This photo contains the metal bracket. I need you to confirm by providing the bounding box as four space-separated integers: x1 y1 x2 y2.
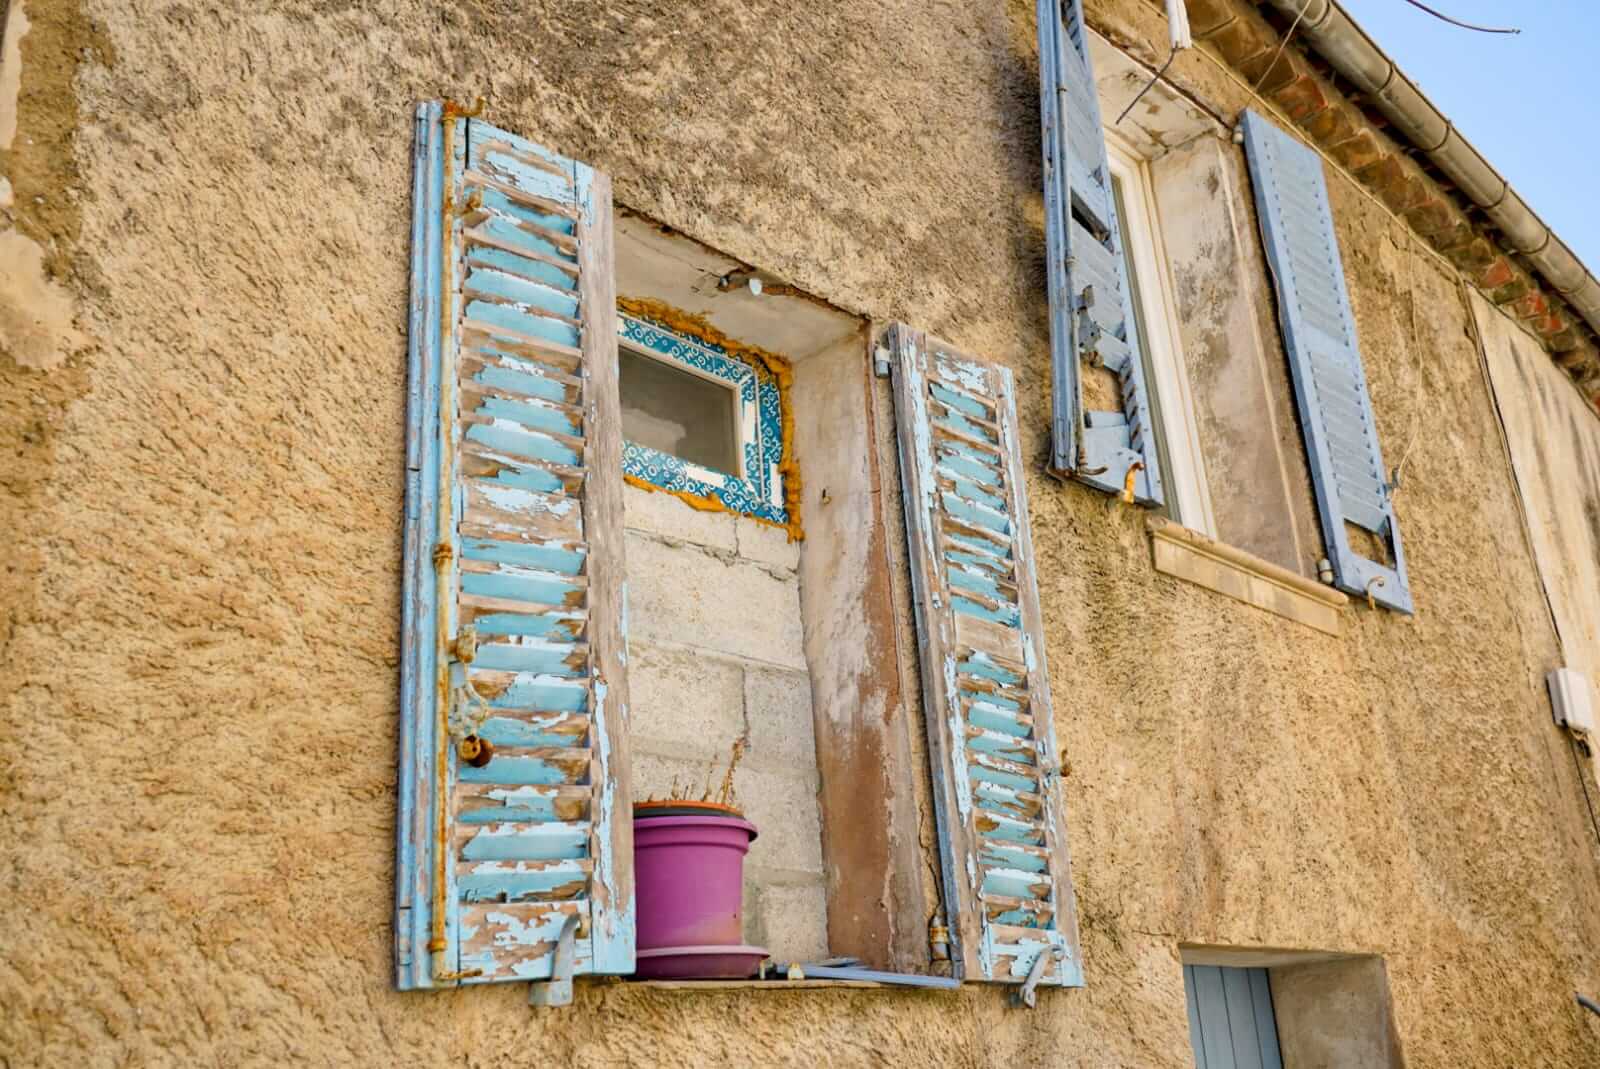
873 346 893 378
1013 945 1066 1009
528 912 581 1008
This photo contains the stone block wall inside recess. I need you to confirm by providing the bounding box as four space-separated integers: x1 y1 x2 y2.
622 482 828 961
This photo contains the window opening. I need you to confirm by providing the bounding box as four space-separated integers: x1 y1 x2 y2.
1104 135 1217 536
617 310 792 530
619 345 741 475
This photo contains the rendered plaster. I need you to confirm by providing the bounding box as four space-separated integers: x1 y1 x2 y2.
3 0 1600 1064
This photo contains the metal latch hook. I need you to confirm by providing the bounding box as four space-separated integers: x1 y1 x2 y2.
528 912 581 1008
1014 944 1066 1009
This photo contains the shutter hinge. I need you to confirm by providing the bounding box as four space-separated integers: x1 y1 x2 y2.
873 347 893 378
928 912 950 961
396 908 412 967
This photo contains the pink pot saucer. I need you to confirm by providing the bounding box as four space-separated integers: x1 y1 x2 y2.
633 944 770 980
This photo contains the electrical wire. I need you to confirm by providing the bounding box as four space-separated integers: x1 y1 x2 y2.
1116 48 1179 126
1252 0 1312 94
1400 0 1520 35
1571 735 1600 859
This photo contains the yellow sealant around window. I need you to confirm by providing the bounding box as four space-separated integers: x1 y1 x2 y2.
616 296 804 543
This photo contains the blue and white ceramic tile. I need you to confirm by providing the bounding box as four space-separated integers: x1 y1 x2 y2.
619 313 789 526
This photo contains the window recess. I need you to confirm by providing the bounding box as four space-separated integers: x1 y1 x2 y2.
617 310 794 531
1104 131 1216 536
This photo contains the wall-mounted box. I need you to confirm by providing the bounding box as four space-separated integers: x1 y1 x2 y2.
1548 668 1596 735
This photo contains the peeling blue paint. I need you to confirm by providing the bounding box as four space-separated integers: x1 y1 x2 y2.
458 859 589 901
460 822 589 861
467 244 577 293
929 382 988 419
461 536 584 575
473 394 580 438
941 492 1010 535
465 420 580 467
471 640 585 676
463 297 581 350
952 595 1021 629
466 265 580 320
470 359 572 405
472 207 576 262
461 565 582 606
478 672 589 713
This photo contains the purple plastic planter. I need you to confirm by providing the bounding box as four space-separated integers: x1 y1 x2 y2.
633 809 768 979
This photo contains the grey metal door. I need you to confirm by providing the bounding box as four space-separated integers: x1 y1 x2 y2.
1184 965 1284 1069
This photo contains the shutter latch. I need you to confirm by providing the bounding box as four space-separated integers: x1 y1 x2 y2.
528 912 582 1008
1013 944 1066 1009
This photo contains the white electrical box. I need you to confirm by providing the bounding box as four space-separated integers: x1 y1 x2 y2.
1548 668 1596 735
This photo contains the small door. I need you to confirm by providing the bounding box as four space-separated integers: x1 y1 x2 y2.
1184 965 1284 1069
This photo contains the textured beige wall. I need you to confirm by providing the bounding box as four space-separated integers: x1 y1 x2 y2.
1271 957 1401 1068
1474 289 1600 727
5 0 1600 1066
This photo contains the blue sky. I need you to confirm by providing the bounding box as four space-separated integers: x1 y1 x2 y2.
1337 0 1600 269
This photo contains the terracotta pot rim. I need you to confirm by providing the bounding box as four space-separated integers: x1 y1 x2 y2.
633 799 747 819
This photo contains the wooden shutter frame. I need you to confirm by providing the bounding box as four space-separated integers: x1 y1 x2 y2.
888 323 1084 989
1240 110 1413 614
1039 0 1166 507
396 102 634 990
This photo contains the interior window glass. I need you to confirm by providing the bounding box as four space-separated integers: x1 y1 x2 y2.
619 345 741 475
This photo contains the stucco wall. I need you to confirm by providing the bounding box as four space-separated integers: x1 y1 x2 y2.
5 0 1600 1066
1473 289 1600 727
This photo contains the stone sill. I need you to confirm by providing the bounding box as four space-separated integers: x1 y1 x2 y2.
626 979 894 991
1148 517 1348 636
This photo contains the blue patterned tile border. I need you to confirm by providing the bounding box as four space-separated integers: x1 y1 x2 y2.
619 312 789 526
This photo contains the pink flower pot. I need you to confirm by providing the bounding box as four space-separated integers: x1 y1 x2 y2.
633 806 768 979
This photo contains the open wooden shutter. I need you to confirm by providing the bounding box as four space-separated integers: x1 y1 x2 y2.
397 101 634 990
1039 0 1164 506
1240 110 1412 613
888 324 1083 988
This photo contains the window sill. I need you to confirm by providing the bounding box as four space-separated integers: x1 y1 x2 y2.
624 979 897 991
1147 517 1348 636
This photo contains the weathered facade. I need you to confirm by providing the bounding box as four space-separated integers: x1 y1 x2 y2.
4 0 1600 1064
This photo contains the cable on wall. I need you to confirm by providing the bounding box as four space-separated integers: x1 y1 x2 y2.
1399 0 1519 35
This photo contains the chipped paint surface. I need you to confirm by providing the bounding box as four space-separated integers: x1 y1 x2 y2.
11 0 1600 1062
395 108 634 989
0 15 89 380
890 325 1081 988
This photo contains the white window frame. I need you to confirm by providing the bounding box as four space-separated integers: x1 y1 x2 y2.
1104 132 1217 537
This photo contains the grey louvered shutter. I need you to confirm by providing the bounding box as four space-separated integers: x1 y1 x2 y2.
1039 0 1164 505
396 102 634 990
889 324 1084 989
1185 966 1285 1069
1240 110 1412 613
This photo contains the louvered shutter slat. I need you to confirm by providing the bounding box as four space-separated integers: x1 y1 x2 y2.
398 102 634 990
1240 110 1412 613
1039 0 1165 505
890 324 1084 989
